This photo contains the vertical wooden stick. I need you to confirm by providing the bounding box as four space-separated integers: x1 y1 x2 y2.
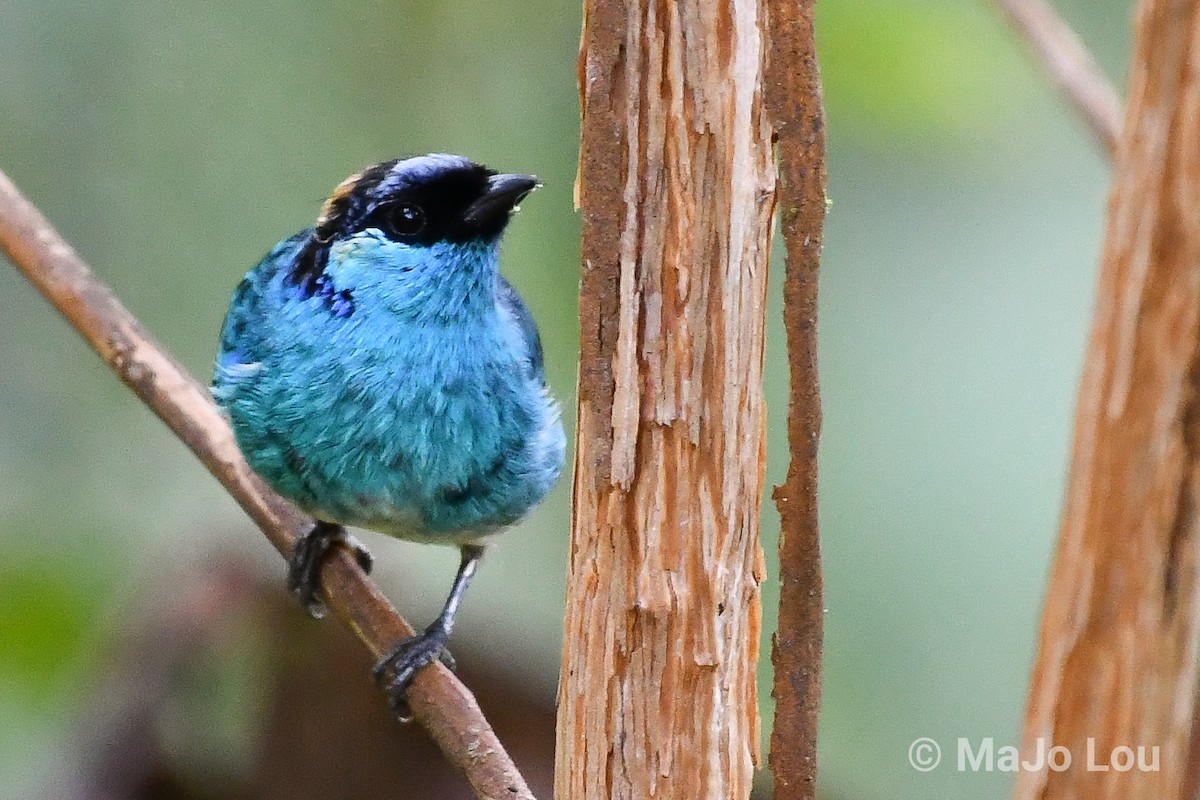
1015 2 1200 797
765 1 827 798
558 1 776 798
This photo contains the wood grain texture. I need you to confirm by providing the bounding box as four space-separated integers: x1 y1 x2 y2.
1015 3 1200 797
764 1 827 798
559 0 775 797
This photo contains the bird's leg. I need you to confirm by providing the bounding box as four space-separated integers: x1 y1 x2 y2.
287 520 374 618
373 544 484 720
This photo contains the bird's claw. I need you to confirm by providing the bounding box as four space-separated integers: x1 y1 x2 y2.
372 626 455 721
345 534 374 572
287 522 373 618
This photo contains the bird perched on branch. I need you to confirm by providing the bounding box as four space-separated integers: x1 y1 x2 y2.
212 154 565 716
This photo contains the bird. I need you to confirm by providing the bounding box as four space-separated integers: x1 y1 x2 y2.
211 153 566 716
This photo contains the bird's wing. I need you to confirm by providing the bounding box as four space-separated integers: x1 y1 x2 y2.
496 274 546 382
211 275 264 407
211 232 308 406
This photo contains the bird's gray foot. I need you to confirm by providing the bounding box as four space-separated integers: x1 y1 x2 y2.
372 624 457 721
287 520 373 618
368 545 481 720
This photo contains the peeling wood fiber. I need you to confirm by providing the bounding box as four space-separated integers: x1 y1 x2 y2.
557 1 776 798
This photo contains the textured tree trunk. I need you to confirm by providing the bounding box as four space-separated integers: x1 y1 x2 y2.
1015 2 1200 797
556 1 776 798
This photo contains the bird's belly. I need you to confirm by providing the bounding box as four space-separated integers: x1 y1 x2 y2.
229 363 554 541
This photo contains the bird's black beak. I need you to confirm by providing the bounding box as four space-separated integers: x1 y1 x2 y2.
463 173 540 236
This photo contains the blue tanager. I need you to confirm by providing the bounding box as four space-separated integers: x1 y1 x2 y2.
212 154 565 715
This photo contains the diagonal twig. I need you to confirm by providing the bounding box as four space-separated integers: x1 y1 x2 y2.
994 0 1123 158
0 167 537 800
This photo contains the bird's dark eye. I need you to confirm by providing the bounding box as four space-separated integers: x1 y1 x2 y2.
386 203 426 238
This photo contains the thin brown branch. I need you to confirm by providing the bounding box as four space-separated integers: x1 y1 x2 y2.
0 167 536 800
764 1 826 799
994 0 1123 158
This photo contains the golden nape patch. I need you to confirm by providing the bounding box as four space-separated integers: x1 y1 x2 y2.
316 171 363 229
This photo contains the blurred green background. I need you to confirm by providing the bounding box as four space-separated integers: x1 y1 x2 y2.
0 0 1134 797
